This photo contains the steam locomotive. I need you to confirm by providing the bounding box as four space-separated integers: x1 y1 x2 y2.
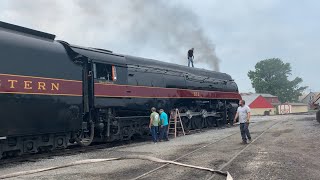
0 21 241 158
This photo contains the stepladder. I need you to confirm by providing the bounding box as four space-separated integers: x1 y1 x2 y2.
168 108 186 138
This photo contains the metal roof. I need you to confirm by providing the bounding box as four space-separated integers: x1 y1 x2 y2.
300 92 320 102
258 93 277 98
241 94 261 105
299 94 308 101
240 93 277 98
282 102 308 106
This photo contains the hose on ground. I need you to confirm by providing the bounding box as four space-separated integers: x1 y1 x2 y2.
316 110 320 123
0 155 233 180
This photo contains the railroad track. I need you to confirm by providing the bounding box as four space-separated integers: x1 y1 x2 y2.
0 138 146 167
1 115 315 180
0 117 301 180
130 120 281 180
0 123 244 180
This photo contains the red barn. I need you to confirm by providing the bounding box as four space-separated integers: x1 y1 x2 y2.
241 94 275 115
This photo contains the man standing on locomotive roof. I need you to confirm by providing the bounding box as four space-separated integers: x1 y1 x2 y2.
149 107 160 144
159 109 169 141
233 100 252 144
188 48 194 67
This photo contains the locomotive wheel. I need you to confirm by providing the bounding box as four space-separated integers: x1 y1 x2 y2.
179 106 188 113
38 146 53 153
142 123 150 135
5 150 21 157
197 118 204 129
206 117 215 127
203 118 208 128
181 117 190 131
190 105 201 112
191 117 203 129
190 118 196 129
178 106 191 130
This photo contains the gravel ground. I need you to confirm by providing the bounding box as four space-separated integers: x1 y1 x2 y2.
0 114 319 180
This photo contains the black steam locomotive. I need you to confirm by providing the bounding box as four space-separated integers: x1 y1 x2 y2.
0 21 240 158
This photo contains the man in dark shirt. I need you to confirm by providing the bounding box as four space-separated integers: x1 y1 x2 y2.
188 48 194 67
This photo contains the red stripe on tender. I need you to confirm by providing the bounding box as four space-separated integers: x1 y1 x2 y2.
0 74 82 96
0 74 241 100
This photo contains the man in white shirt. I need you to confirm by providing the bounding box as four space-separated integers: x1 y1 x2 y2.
234 100 251 144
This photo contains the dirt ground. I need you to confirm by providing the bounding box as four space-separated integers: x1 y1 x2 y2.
0 114 319 180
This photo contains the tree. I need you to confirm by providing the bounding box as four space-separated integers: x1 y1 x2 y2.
248 58 307 103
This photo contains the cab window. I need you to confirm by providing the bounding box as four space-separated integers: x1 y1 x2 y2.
93 63 117 82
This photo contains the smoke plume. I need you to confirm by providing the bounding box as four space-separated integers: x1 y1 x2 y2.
2 0 220 71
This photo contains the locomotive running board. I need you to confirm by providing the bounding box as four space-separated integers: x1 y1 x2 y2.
0 136 7 140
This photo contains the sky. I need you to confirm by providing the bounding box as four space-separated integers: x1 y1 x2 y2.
0 0 319 93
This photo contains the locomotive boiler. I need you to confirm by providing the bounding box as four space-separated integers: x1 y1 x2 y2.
0 21 241 158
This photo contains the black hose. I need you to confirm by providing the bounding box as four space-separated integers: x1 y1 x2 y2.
75 121 94 147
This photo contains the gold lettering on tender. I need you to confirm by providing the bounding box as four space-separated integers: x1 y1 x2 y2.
51 83 59 91
38 82 46 90
193 92 200 97
24 81 32 90
8 80 18 88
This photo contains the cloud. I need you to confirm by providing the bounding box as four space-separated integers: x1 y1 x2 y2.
1 0 220 71
2 0 320 92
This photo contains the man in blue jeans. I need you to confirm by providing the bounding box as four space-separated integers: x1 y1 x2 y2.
149 107 160 144
234 100 251 144
159 109 169 141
